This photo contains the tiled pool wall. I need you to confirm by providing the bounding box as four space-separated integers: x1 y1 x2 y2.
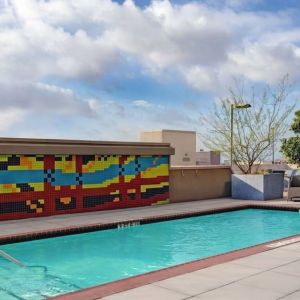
0 138 173 221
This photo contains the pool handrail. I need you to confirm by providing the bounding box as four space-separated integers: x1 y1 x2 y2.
0 250 26 267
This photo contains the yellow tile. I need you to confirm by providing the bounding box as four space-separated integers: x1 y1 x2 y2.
0 156 9 162
124 175 135 183
110 190 120 195
61 197 71 205
141 182 168 193
83 176 119 189
30 183 44 192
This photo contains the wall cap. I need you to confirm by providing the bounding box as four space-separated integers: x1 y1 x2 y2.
171 165 231 170
142 129 196 134
0 137 175 155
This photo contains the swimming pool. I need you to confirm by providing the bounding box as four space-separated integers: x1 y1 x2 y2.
1 208 300 299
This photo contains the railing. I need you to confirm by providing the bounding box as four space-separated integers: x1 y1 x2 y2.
0 250 25 267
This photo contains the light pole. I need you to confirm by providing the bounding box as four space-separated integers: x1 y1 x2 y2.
230 103 251 168
272 127 275 164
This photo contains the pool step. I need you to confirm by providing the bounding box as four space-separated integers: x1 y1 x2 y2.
0 250 26 268
0 288 23 300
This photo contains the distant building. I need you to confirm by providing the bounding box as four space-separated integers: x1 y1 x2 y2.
140 129 196 166
196 150 221 165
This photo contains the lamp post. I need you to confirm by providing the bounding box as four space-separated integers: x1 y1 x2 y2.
230 103 251 168
272 127 275 164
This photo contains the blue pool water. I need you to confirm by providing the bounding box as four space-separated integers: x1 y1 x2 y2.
1 208 300 299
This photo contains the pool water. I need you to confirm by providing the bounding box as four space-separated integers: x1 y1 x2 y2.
1 208 300 299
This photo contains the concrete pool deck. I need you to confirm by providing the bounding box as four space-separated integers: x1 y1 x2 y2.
100 241 300 300
2 197 300 299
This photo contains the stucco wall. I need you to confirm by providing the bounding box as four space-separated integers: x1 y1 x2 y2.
139 131 163 143
162 130 196 166
169 166 232 202
140 130 196 166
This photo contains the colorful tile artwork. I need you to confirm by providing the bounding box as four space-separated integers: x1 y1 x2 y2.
0 155 170 220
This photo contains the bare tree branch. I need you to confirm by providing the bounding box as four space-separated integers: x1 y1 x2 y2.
201 76 295 174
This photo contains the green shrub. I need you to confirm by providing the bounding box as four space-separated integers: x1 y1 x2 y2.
281 110 300 166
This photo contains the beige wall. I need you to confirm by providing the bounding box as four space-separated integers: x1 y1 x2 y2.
196 151 211 165
196 151 221 165
139 131 163 143
140 130 196 166
169 166 232 202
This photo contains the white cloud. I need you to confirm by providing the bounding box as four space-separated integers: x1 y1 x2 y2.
0 0 299 139
132 100 153 108
0 80 200 141
228 43 300 83
1 0 299 87
185 66 219 92
0 1 119 81
0 81 95 117
0 108 25 131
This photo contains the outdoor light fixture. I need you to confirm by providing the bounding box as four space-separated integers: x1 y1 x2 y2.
230 103 252 168
234 104 251 109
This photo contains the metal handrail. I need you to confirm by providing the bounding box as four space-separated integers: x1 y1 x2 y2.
0 250 26 268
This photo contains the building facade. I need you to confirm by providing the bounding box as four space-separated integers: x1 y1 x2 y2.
196 150 221 165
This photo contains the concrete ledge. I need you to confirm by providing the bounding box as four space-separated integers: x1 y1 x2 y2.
0 137 175 155
171 165 231 170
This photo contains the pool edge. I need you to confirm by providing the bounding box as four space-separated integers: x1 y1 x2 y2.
0 204 249 245
50 232 300 300
1 203 296 246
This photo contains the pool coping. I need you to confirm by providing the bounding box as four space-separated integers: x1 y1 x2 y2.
1 203 300 299
1 204 250 245
1 203 296 246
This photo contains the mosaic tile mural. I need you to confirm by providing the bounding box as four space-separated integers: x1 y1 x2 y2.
0 155 169 220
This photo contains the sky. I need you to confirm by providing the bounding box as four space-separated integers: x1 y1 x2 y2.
0 0 299 150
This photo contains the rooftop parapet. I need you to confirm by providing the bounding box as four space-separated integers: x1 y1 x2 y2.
0 137 175 155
